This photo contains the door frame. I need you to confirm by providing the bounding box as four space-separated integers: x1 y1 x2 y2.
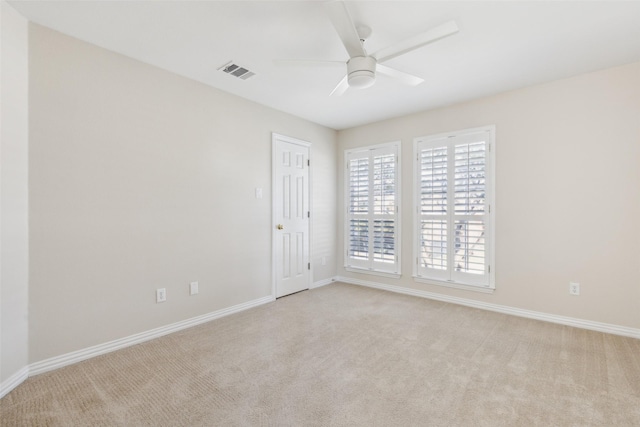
271 133 312 298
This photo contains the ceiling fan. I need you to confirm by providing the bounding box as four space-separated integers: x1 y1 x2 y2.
277 1 459 96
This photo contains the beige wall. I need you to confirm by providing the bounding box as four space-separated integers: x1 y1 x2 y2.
28 24 337 363
338 61 640 329
14 16 640 372
0 0 29 384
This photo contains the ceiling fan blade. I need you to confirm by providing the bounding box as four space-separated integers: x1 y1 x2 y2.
330 75 349 97
273 59 345 68
377 64 424 86
325 1 366 58
373 20 459 64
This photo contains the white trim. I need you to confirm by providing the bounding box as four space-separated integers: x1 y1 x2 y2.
415 125 496 142
487 127 496 286
413 275 494 294
310 277 335 289
336 276 640 340
0 366 29 399
29 295 274 376
345 267 401 279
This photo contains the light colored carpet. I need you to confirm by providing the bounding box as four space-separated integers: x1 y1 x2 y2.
2 282 639 426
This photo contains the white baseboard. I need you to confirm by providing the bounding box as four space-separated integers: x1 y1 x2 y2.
0 366 29 399
336 276 640 340
310 277 335 289
3 295 275 397
29 294 275 377
6 277 637 399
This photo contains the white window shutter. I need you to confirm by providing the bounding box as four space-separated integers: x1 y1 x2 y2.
452 138 487 282
345 142 401 276
416 141 449 281
348 157 369 263
415 127 494 289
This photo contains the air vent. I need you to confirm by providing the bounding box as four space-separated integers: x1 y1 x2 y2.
218 61 256 80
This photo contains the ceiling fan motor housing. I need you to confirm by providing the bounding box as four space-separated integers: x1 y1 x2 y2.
347 56 377 89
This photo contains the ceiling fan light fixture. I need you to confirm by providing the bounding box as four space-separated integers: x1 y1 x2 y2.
348 70 376 89
347 56 377 89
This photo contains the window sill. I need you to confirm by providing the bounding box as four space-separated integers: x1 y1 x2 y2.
345 267 401 280
413 276 495 294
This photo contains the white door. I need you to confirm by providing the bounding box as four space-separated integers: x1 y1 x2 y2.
273 134 310 298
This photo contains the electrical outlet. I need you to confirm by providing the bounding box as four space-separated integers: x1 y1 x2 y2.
569 282 580 296
156 288 167 303
190 281 199 295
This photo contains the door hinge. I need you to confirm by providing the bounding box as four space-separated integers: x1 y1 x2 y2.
488 204 491 214
307 211 310 218
488 265 491 273
307 159 310 166
308 262 311 270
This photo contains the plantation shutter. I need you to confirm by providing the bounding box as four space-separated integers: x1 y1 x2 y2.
347 156 370 270
416 128 493 288
346 142 400 275
417 140 449 281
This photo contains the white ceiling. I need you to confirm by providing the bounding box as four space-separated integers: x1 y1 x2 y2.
9 1 640 130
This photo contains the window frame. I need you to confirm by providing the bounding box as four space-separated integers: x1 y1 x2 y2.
344 141 401 278
413 126 495 292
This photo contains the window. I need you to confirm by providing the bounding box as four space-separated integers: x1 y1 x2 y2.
345 141 400 277
414 126 495 290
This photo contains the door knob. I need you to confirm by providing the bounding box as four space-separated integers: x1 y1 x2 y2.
277 224 284 230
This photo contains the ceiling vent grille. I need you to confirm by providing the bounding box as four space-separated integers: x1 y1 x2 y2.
218 61 255 80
